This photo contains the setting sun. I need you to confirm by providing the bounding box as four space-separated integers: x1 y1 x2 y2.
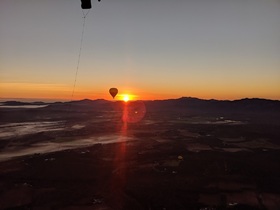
117 93 137 102
123 94 130 102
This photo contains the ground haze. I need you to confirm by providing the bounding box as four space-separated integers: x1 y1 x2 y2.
0 98 280 210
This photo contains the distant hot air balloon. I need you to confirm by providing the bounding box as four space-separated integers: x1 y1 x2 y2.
109 88 118 99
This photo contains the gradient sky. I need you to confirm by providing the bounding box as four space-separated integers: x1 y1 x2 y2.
1 0 280 101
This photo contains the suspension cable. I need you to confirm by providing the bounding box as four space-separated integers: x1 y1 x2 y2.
70 9 91 101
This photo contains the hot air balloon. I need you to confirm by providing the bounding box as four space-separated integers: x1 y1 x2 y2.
81 0 101 9
109 88 118 99
81 0 92 9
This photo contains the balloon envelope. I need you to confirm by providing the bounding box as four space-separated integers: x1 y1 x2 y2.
81 0 92 9
109 88 118 99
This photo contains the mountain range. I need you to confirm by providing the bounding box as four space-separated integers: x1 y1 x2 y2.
2 97 280 114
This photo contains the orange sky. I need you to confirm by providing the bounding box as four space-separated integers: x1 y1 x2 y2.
1 1 280 102
1 81 279 101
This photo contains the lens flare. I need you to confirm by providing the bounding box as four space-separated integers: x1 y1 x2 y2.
122 100 146 123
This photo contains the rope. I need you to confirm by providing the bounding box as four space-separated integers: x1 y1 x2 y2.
70 9 91 101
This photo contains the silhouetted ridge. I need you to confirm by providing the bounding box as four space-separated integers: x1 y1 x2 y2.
2 98 279 114
2 101 48 106
144 97 280 113
68 99 108 105
44 99 113 112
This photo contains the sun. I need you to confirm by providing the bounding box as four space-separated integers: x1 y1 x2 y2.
123 94 130 102
119 93 136 102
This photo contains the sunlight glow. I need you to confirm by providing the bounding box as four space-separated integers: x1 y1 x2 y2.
123 94 130 102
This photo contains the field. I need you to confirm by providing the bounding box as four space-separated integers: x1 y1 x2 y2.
0 100 280 210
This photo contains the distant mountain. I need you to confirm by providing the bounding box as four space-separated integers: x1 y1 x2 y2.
1 101 48 106
2 97 279 114
145 97 280 113
44 99 114 112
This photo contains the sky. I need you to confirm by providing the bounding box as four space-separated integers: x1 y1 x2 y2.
1 0 280 101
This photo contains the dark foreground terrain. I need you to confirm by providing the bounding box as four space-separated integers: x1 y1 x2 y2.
0 98 280 210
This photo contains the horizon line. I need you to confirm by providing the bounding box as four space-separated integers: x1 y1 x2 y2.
1 96 279 103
